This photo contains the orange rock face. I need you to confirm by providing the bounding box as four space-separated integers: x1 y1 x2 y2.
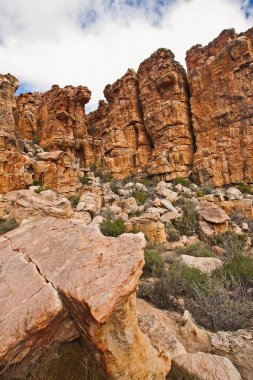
15 92 42 140
0 74 32 193
137 49 194 180
187 28 253 186
39 84 92 163
88 69 152 178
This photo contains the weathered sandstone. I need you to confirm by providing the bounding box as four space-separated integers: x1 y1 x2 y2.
137 48 194 179
15 92 42 140
1 217 170 379
0 74 33 193
88 69 152 178
187 28 253 186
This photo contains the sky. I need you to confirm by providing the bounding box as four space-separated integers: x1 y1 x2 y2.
0 0 253 111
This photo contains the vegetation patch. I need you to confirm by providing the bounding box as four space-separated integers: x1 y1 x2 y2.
173 201 199 236
176 242 214 257
172 177 191 188
132 190 149 206
99 219 125 237
212 231 247 258
213 256 253 286
236 182 253 195
69 195 80 209
143 248 165 277
79 173 89 185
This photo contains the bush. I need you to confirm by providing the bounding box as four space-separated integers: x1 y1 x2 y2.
236 182 253 195
90 164 112 183
69 195 80 209
212 231 247 258
166 227 181 242
79 173 89 185
0 218 18 235
173 201 199 236
110 180 122 194
190 279 253 331
176 242 214 257
169 263 209 295
99 219 125 237
34 186 45 194
138 177 157 188
213 256 253 285
229 208 246 226
143 249 165 277
132 190 149 206
172 177 190 188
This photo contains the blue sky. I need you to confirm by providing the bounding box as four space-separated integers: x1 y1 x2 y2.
1 0 252 109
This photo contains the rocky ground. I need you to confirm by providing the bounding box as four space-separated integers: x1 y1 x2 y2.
0 172 253 379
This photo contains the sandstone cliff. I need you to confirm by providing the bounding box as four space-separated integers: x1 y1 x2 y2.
1 27 253 193
187 27 253 186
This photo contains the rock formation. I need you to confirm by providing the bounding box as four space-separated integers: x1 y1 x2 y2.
0 217 170 379
88 69 152 178
137 48 194 180
15 92 42 140
0 74 33 193
187 28 253 186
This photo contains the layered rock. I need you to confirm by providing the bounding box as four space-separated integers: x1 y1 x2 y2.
33 151 83 194
137 49 194 179
187 28 253 186
0 235 78 377
38 85 91 154
0 74 32 193
0 217 170 379
88 69 152 178
14 92 42 140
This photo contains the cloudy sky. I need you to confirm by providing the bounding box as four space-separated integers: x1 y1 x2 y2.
0 0 252 110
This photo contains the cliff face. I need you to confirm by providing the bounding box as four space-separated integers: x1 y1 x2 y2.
0 74 33 193
137 49 194 180
88 69 152 178
1 27 253 194
187 28 253 186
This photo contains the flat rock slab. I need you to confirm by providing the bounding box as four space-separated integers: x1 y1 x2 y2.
197 201 229 224
0 236 76 370
6 217 145 323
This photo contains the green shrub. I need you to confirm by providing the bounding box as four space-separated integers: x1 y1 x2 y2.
173 201 199 236
212 231 247 258
90 164 112 183
166 227 181 242
122 175 134 186
169 263 208 296
69 195 80 209
196 186 213 197
172 177 190 188
110 180 122 194
138 177 157 187
32 179 43 187
176 242 214 257
99 219 125 237
236 182 253 195
143 249 165 277
0 218 19 235
213 256 253 285
79 173 89 185
132 190 149 206
34 186 45 194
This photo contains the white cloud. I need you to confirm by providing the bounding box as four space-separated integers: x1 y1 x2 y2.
0 0 252 111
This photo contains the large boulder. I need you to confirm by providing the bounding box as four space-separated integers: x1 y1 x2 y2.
170 352 242 380
0 217 170 379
